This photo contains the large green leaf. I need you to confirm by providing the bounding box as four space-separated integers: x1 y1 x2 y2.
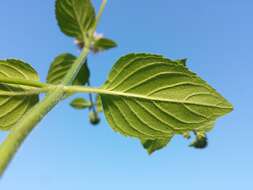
47 53 89 85
100 53 233 152
0 59 39 130
55 0 96 41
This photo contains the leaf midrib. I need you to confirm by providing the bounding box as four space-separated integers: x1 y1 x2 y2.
70 0 85 40
96 88 232 110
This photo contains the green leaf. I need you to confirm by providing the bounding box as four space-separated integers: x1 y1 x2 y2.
96 95 103 112
55 0 96 41
47 53 89 85
70 97 91 109
175 58 187 66
100 53 233 152
0 59 39 130
141 137 172 155
92 38 117 53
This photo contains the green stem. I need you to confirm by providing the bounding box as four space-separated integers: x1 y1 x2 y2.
0 46 89 176
95 0 107 29
0 0 108 177
62 47 90 84
64 85 101 94
0 86 64 177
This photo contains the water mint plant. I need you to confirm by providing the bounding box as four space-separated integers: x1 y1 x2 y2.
0 0 233 177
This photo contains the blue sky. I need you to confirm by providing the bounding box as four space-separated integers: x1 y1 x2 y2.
0 0 252 189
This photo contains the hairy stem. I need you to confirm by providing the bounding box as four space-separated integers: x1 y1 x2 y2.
0 45 89 175
0 86 64 177
0 0 107 177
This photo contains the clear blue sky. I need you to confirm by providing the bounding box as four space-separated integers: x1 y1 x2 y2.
0 0 252 189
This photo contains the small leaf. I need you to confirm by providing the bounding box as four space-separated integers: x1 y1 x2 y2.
47 53 89 85
100 53 233 152
55 0 96 41
141 137 172 155
0 59 39 130
92 38 117 53
70 97 91 110
96 95 103 112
